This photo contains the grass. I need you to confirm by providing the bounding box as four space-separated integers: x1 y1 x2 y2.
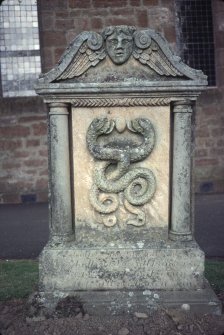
0 259 223 301
0 260 38 301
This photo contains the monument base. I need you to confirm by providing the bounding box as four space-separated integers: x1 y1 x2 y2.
37 241 221 315
39 241 205 292
38 286 221 316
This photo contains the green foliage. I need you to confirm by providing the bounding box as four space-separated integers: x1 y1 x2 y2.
205 259 224 293
0 260 38 301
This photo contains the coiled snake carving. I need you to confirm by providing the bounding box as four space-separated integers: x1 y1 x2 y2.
86 117 156 227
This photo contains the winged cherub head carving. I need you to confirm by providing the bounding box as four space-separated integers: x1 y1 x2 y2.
56 26 183 81
103 26 136 65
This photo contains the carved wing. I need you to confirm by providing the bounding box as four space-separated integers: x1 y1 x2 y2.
56 33 106 80
133 31 183 77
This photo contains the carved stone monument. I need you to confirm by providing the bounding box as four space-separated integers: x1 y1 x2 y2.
35 26 221 314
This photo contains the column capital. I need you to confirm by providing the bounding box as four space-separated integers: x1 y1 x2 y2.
172 100 193 113
48 102 70 115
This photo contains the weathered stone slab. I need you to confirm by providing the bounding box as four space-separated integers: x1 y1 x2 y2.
39 285 221 316
72 106 170 243
39 243 204 291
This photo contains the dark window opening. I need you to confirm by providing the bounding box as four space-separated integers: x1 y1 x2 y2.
175 0 216 86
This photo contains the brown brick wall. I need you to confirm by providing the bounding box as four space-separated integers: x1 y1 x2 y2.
0 0 223 203
38 0 176 73
0 97 48 203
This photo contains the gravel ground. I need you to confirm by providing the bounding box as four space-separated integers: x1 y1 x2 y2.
0 297 224 335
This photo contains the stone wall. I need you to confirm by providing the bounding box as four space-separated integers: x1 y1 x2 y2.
0 0 223 203
38 0 176 72
0 97 48 203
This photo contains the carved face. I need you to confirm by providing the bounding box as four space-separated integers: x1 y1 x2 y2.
106 31 133 65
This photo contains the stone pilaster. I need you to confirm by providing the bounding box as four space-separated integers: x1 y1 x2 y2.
169 100 193 241
48 103 73 243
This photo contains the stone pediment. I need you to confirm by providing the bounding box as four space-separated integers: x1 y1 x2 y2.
36 26 207 95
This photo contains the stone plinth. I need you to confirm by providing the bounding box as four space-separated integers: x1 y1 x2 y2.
35 26 221 315
40 243 204 292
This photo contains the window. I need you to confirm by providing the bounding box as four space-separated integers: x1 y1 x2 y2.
0 0 41 97
175 0 216 86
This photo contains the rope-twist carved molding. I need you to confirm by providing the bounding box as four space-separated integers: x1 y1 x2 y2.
71 97 171 107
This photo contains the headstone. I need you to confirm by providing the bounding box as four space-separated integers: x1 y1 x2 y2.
35 26 221 314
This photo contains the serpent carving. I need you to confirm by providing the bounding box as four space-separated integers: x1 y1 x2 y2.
86 117 156 227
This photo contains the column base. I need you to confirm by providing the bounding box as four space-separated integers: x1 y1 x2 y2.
49 233 75 244
169 230 193 242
